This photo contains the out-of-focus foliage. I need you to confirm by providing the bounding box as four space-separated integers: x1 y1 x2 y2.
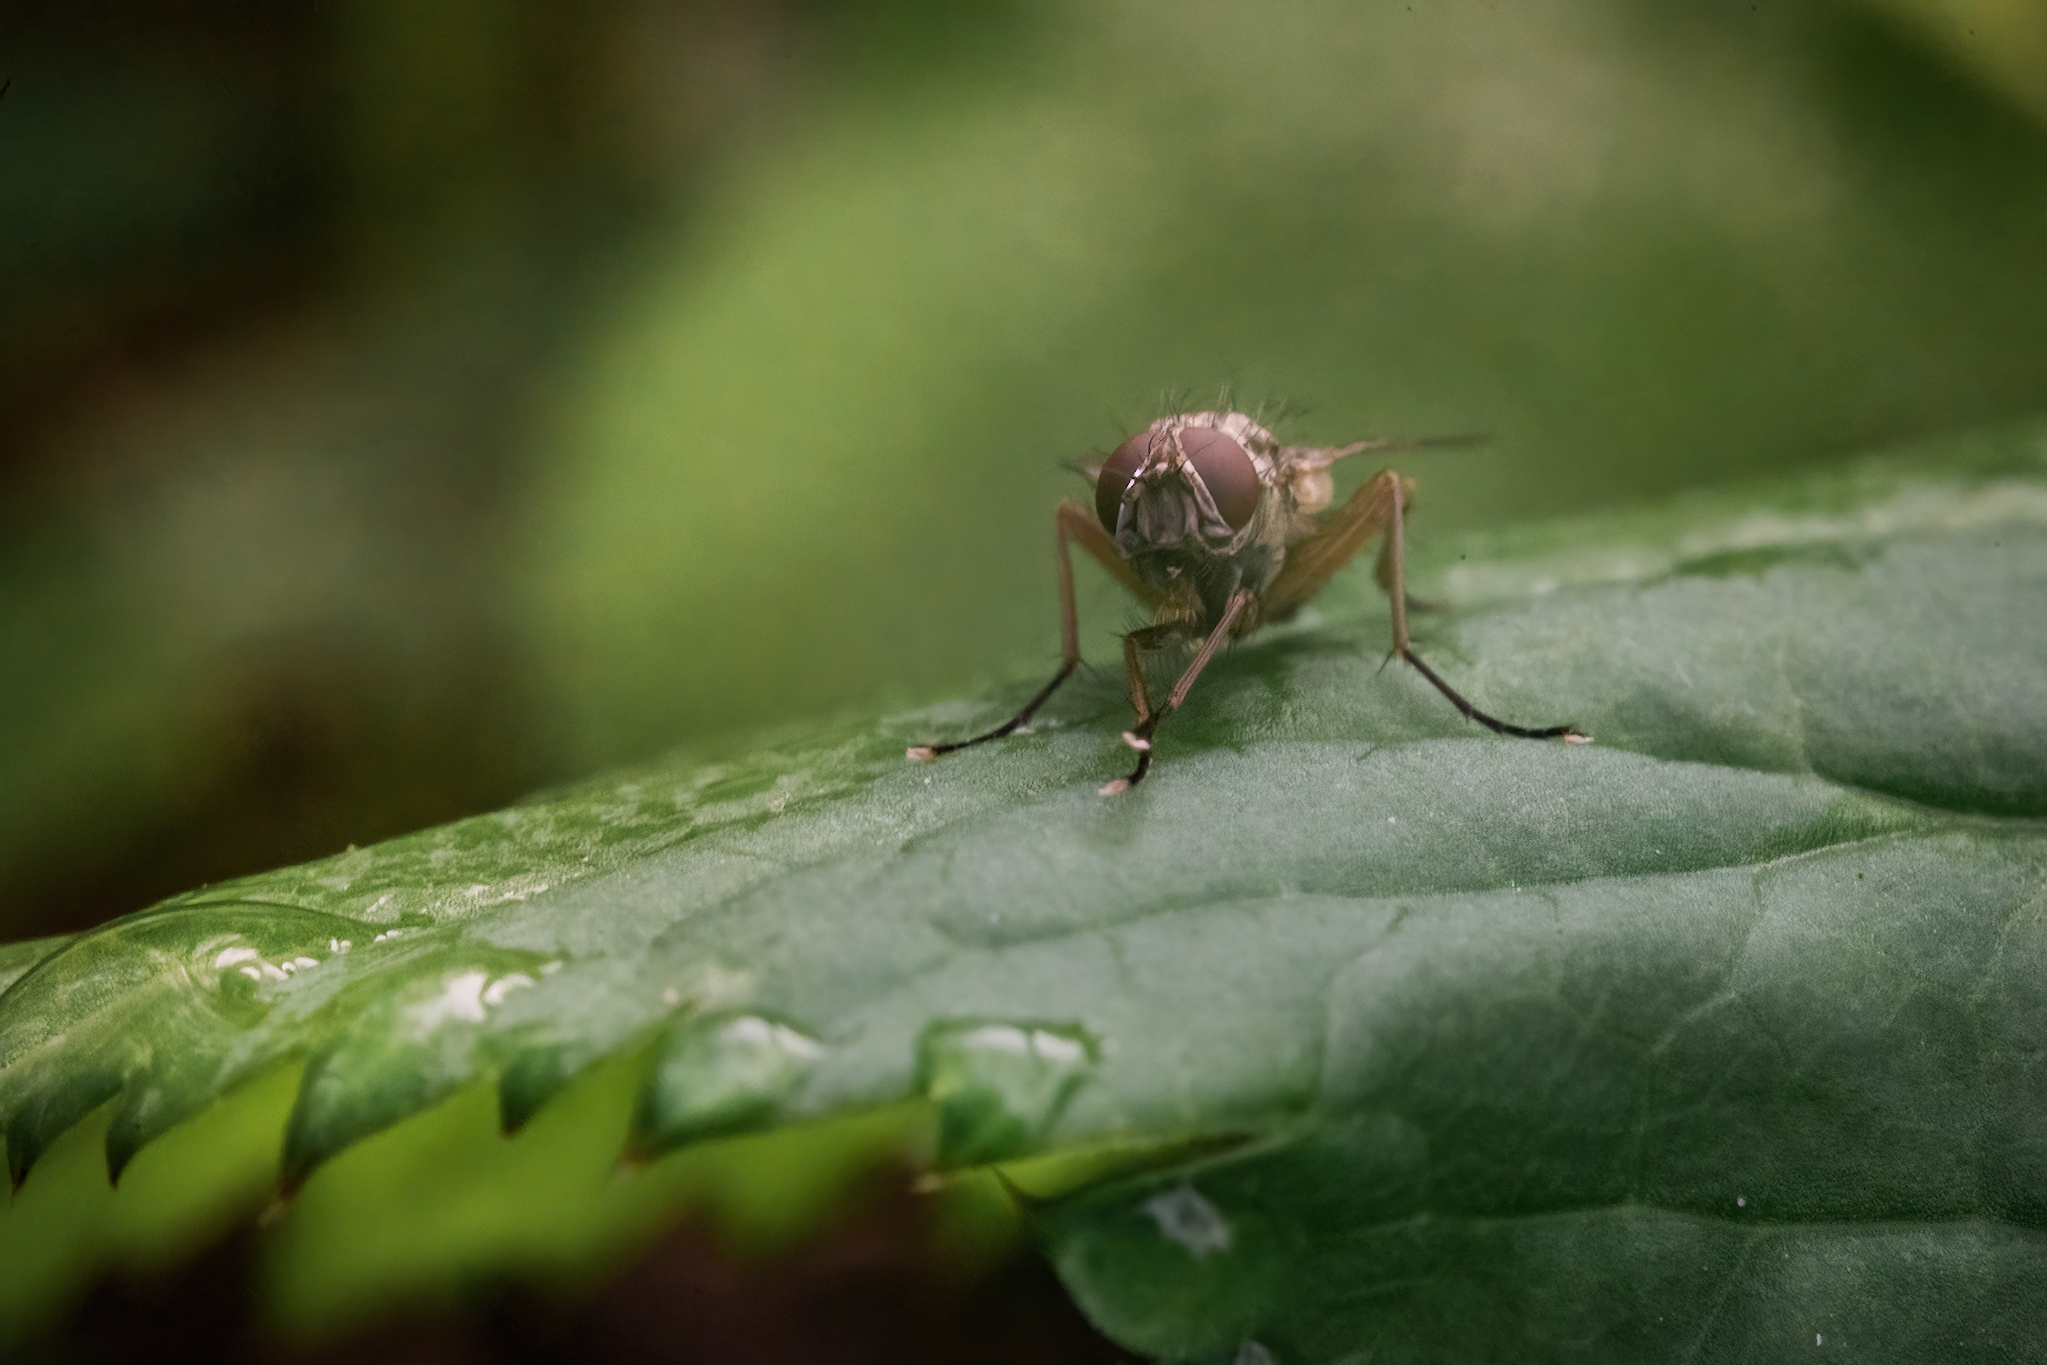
532 0 2047 766
5 1 2047 949
0 1 627 941
2 433 2043 1356
1852 0 2047 126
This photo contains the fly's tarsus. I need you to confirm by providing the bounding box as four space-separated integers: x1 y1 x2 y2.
1100 716 1160 794
1399 648 1590 743
906 658 1078 761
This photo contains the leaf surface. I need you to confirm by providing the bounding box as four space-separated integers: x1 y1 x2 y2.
2 436 2044 1357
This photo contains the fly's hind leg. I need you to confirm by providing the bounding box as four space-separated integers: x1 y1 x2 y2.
1268 469 1589 743
909 503 1153 762
1376 473 1589 741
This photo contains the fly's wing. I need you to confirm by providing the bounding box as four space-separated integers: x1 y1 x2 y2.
1275 434 1484 514
1277 439 1394 514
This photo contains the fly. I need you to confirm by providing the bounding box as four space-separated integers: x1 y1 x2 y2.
908 410 1590 794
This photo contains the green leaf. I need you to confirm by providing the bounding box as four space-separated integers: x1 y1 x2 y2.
1044 830 2047 1362
2 432 2044 1355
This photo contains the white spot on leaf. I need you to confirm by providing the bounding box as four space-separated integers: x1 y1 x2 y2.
408 970 491 1030
963 1024 1032 1055
481 973 537 1007
1144 1185 1233 1259
1030 1029 1085 1064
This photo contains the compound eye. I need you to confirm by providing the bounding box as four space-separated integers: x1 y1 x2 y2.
1096 433 1151 533
1180 427 1261 530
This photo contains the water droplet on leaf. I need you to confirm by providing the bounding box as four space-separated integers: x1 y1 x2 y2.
632 1013 825 1158
916 1019 1098 1167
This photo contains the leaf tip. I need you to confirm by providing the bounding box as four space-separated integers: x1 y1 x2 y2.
497 1049 575 1137
612 1141 653 1175
7 1125 39 1194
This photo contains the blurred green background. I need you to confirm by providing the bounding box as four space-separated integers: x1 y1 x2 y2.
6 0 2047 945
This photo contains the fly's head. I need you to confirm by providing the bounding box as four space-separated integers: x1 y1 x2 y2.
1093 413 1282 581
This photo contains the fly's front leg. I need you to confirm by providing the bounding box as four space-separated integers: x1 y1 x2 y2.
909 503 1155 763
1121 632 1156 728
1114 622 1182 748
1098 623 1179 793
1119 621 1197 721
1101 590 1252 795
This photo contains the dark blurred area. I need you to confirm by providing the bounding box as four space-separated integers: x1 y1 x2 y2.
27 1172 1129 1365
0 0 812 939
4 0 2047 943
